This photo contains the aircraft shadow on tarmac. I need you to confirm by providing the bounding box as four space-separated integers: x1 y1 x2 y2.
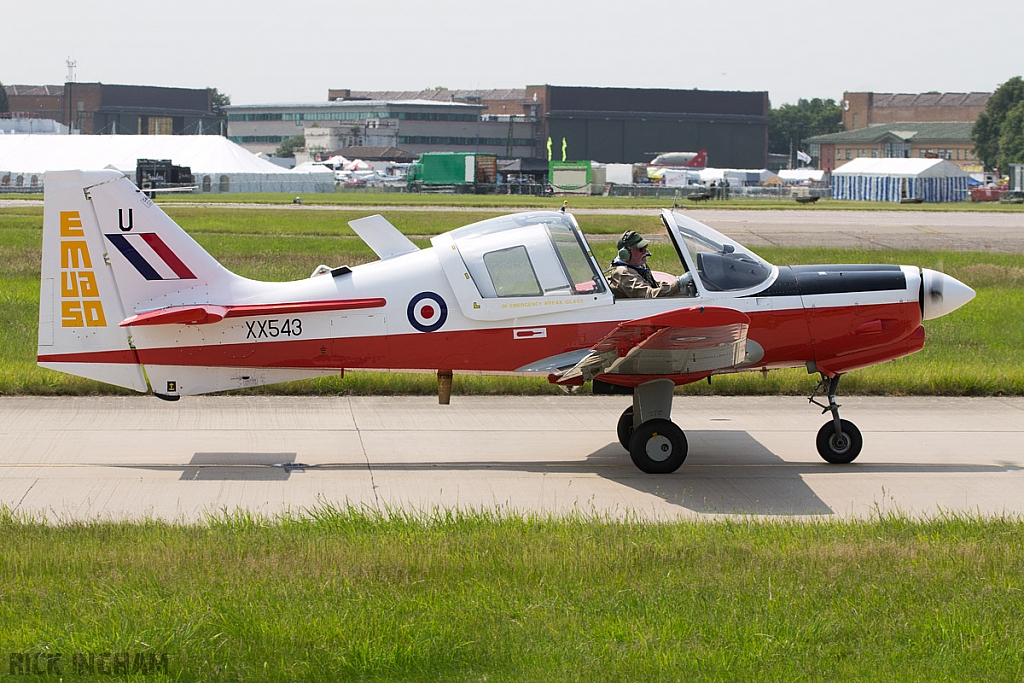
585 430 835 516
122 432 1020 516
179 452 300 481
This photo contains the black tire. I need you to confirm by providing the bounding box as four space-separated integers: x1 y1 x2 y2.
629 419 687 474
816 419 863 464
617 407 635 450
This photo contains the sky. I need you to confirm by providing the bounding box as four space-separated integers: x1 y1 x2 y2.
4 0 1022 108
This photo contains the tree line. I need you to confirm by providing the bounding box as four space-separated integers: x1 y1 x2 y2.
971 76 1024 175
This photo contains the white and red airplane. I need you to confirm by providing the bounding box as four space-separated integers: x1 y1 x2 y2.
38 169 975 473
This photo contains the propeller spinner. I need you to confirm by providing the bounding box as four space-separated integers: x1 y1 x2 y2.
920 268 976 321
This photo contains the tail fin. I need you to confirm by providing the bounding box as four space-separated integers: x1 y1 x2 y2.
37 170 240 392
684 149 708 169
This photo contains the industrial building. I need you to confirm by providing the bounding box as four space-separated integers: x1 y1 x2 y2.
226 99 537 159
3 82 223 136
227 84 769 169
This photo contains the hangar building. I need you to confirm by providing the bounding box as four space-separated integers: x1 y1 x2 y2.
528 85 769 168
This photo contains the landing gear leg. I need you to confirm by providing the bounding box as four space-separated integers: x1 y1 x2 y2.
809 373 862 464
621 378 687 474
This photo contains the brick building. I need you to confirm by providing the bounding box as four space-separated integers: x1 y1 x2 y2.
3 83 222 135
3 85 65 120
841 92 989 130
805 122 979 173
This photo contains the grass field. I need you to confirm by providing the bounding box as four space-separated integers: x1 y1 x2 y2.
8 190 1024 212
1 508 1022 682
2 204 1021 396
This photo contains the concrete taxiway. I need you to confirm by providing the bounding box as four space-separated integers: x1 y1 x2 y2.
2 395 1022 522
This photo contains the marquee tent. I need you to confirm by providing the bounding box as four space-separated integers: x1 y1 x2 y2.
778 168 826 184
697 168 778 187
831 158 968 202
0 135 334 193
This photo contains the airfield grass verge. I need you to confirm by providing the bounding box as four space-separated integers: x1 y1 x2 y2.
150 190 1024 213
3 205 1022 396
1 508 1022 682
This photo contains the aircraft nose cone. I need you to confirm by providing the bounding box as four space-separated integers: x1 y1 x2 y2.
921 268 975 321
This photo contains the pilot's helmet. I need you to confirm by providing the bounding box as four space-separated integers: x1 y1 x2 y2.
617 231 650 250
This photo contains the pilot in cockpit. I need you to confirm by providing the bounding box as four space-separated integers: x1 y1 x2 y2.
607 231 694 299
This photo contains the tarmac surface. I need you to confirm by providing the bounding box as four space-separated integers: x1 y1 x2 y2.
3 395 1022 522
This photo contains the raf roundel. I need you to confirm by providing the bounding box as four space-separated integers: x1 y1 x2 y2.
407 292 448 332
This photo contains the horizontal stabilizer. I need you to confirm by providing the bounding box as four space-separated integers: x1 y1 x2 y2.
121 298 387 327
349 214 419 260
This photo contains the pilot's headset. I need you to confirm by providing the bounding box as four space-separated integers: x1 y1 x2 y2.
617 231 638 261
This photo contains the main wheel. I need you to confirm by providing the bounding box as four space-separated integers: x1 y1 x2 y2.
816 419 863 464
616 406 635 450
629 419 687 474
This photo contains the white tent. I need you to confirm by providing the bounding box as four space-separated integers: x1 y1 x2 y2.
778 168 825 184
698 167 778 186
0 135 335 193
832 158 968 202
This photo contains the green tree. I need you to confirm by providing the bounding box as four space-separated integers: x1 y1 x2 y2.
997 100 1024 170
208 87 230 116
0 80 9 113
971 76 1024 173
207 87 230 134
275 134 305 158
768 98 843 162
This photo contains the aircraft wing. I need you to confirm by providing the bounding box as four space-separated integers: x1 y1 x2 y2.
556 306 750 383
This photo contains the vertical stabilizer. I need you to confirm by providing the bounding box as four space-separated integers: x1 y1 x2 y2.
37 170 148 391
79 171 241 314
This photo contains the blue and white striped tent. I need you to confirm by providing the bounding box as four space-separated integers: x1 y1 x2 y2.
831 158 968 203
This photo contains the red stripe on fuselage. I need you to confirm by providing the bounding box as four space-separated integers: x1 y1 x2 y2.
41 301 923 377
37 349 141 364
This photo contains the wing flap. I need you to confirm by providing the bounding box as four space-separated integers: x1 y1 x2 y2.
557 306 750 383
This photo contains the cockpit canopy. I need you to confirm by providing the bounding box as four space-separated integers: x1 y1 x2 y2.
447 211 605 298
663 210 776 294
431 209 776 322
432 211 611 321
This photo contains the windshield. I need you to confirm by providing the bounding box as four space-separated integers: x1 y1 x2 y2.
666 211 775 292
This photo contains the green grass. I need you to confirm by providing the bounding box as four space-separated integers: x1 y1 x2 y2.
3 205 1021 396
146 190 1024 212
8 187 1024 211
1 508 1023 682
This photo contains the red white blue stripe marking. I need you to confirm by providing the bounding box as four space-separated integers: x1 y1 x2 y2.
105 233 196 281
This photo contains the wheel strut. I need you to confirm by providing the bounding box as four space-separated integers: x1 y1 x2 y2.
809 373 844 437
809 372 863 464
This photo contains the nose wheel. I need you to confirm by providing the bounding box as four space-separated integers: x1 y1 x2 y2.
815 419 862 464
810 374 863 464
